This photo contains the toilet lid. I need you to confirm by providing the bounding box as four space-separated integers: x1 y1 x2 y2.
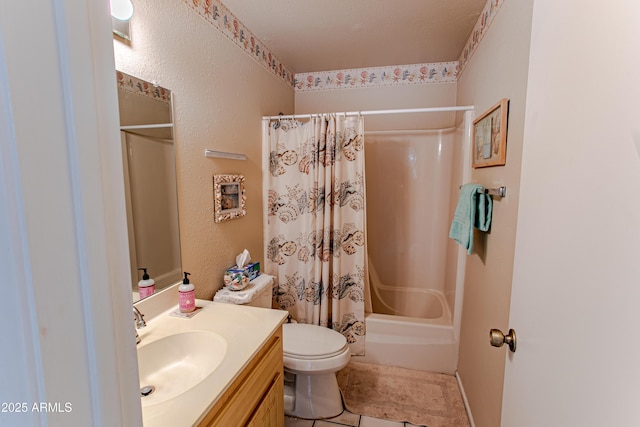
282 323 348 359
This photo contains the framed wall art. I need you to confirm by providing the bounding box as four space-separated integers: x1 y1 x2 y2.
213 174 246 223
472 98 509 168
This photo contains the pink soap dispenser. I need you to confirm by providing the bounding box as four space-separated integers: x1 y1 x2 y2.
137 268 155 299
178 272 196 313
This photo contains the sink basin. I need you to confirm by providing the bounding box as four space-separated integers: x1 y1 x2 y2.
137 331 227 406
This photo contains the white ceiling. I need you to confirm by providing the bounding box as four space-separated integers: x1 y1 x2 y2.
221 0 487 73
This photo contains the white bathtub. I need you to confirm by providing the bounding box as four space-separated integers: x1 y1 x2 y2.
356 289 459 375
372 285 447 320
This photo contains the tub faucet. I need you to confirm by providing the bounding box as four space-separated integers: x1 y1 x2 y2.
133 306 146 344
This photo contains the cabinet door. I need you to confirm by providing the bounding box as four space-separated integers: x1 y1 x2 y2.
199 329 283 427
246 372 284 427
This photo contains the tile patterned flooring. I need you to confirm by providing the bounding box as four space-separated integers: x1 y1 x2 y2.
285 410 426 427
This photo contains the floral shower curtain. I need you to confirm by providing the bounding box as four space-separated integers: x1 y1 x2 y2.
264 114 367 355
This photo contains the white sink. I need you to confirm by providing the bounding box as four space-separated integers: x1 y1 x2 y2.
137 330 227 406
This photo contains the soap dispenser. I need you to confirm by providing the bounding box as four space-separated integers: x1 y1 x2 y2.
179 272 195 313
137 268 155 299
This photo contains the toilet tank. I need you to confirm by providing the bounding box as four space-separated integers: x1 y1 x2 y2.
244 283 273 308
214 274 273 308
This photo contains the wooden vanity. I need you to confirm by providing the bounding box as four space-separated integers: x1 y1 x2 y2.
134 295 287 427
198 327 284 426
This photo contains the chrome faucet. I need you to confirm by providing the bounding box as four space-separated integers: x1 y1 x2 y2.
133 306 146 344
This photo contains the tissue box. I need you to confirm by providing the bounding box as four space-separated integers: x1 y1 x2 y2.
225 262 261 281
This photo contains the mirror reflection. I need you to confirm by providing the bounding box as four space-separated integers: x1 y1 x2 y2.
116 70 182 301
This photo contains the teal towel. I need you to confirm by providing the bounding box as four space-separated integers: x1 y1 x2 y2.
449 184 493 254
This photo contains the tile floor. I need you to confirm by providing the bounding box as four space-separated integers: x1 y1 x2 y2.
285 410 426 427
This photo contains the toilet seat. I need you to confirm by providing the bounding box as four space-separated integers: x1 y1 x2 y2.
283 323 348 358
282 323 351 374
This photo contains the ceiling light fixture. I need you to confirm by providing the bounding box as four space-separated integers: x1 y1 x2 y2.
110 0 134 21
111 0 133 41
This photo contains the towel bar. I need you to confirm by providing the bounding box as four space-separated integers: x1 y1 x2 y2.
204 149 247 160
459 185 507 198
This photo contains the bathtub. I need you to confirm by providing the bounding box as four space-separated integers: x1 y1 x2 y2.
363 264 459 375
356 289 459 375
372 285 448 320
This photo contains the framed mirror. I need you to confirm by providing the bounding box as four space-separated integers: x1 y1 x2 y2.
116 70 182 301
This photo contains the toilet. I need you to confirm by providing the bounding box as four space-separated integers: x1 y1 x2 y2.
282 323 351 419
213 274 351 419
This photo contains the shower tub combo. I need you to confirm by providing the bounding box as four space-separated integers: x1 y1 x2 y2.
358 111 473 375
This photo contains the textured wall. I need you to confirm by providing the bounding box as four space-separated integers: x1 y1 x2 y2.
295 83 458 131
455 1 534 426
114 0 294 299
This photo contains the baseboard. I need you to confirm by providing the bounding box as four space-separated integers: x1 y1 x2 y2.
455 370 476 427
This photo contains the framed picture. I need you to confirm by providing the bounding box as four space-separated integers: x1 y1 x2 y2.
472 98 509 168
213 174 246 223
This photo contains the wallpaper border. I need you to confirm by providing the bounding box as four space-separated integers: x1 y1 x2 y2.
457 0 506 76
180 0 504 92
116 70 171 104
294 62 458 92
182 0 296 88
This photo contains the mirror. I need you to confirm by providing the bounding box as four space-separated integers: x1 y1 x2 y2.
116 70 182 302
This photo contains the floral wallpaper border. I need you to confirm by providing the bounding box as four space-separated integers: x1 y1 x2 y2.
457 0 505 75
182 0 295 87
294 62 458 92
292 0 505 92
116 70 171 104
179 0 503 91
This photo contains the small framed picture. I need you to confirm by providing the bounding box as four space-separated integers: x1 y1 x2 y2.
213 174 246 223
472 98 509 168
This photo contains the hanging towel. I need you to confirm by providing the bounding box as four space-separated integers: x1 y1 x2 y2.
449 184 493 254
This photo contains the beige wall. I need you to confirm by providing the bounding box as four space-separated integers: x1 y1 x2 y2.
114 0 294 299
455 1 534 426
296 83 458 130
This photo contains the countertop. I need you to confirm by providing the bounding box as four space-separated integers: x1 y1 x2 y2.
136 299 288 426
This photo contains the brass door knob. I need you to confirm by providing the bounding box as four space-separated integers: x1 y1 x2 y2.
489 328 517 352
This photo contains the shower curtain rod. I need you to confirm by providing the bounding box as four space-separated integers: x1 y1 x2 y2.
262 105 474 121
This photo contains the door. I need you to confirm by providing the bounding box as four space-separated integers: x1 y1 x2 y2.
501 1 640 426
0 1 142 425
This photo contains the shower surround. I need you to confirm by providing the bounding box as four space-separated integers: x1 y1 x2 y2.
359 113 472 374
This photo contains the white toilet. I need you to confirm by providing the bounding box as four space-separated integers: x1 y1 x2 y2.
213 274 351 419
282 323 351 419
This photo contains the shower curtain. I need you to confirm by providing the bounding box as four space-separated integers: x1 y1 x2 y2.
264 114 367 355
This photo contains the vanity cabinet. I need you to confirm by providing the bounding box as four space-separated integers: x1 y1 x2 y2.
198 327 284 427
